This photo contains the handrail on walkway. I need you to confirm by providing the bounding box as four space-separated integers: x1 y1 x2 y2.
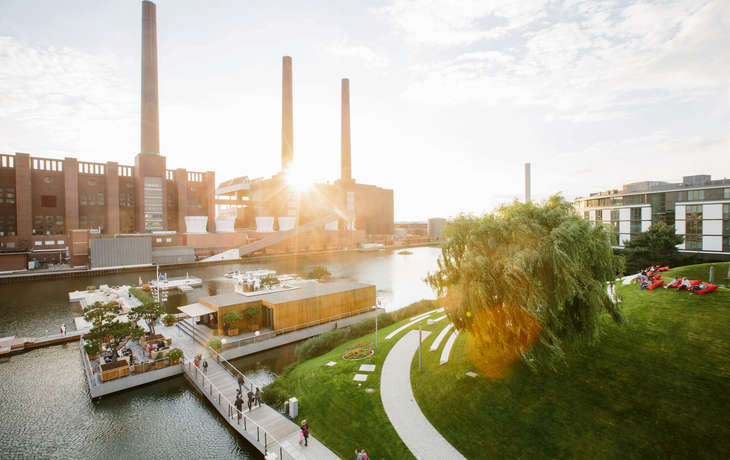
209 348 262 392
182 357 292 460
222 304 376 350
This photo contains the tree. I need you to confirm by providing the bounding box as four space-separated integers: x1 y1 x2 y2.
305 266 331 280
425 195 624 376
621 222 694 273
85 320 143 364
130 301 165 336
83 301 117 328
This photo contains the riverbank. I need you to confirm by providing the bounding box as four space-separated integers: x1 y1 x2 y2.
0 241 440 284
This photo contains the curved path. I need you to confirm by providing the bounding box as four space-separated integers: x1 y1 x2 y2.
381 330 468 460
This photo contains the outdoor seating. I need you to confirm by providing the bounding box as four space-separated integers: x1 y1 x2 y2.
646 280 664 290
678 280 702 290
694 284 718 295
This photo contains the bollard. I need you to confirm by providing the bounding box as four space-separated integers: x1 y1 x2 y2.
257 426 260 441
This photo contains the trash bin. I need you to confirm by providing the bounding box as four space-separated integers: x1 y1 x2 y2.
288 397 298 418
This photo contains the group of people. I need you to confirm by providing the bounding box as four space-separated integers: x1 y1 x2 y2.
193 354 208 373
665 277 709 295
234 373 262 420
354 449 370 459
636 266 663 289
298 420 309 447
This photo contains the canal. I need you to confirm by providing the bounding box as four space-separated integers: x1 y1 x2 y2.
0 247 441 459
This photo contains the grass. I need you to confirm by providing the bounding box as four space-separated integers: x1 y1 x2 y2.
274 262 730 459
412 262 730 459
270 311 447 459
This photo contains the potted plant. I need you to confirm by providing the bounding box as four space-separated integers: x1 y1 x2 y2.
222 311 244 336
162 313 176 327
155 351 167 369
84 341 100 360
207 339 222 354
166 348 183 365
244 306 261 331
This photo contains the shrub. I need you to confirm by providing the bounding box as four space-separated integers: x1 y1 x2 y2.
129 287 154 304
162 313 176 324
166 348 183 362
294 299 431 361
207 339 222 351
261 378 288 409
223 311 244 328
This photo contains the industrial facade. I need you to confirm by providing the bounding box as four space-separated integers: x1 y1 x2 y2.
574 175 730 260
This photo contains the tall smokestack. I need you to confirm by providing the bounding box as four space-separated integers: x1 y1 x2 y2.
341 78 352 181
525 163 531 202
282 56 293 171
141 1 160 155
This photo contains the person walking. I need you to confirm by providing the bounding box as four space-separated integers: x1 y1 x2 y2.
356 449 363 460
238 373 244 392
202 359 208 373
301 420 309 446
246 386 254 411
360 449 370 460
60 324 66 335
234 395 243 420
254 387 261 407
298 428 305 447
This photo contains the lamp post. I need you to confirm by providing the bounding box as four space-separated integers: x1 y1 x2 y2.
375 301 381 348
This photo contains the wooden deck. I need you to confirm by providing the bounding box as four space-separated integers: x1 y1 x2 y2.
0 331 86 354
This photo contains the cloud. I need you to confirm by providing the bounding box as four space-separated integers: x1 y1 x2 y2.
375 0 549 46
326 43 389 68
0 35 136 154
395 0 729 121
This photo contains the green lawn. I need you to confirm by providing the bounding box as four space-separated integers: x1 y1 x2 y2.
412 262 730 459
277 262 730 460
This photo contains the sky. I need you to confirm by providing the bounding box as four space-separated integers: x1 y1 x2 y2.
0 0 728 221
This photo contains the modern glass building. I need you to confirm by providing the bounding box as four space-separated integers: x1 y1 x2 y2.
574 175 730 260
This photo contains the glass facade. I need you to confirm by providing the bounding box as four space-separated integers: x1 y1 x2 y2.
144 176 163 232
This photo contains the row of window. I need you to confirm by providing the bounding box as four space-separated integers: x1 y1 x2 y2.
581 188 730 208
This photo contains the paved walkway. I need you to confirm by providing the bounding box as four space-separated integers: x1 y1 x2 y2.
381 330 468 460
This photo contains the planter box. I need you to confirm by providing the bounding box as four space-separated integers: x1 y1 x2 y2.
227 328 239 336
155 360 168 369
133 362 153 373
100 358 130 382
248 324 259 331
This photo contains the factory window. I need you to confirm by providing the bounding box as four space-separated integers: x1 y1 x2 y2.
630 208 642 235
685 205 702 250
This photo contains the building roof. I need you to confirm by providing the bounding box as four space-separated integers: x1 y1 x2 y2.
199 280 374 308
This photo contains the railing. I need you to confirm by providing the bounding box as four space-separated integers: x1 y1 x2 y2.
221 305 376 350
81 337 182 383
208 348 262 392
182 358 292 460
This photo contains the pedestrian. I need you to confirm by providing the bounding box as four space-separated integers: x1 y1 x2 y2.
298 428 304 447
356 449 363 460
194 358 200 369
202 359 208 373
60 324 66 335
246 386 254 411
238 373 244 392
301 420 309 446
254 387 261 407
234 395 243 420
360 449 370 460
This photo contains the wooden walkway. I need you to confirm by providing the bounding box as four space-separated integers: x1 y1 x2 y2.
0 331 87 354
159 320 340 460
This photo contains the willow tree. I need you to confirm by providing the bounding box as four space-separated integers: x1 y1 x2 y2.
426 195 624 376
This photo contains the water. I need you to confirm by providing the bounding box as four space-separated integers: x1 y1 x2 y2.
0 247 441 459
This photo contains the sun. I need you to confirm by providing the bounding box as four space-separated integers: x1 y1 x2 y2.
286 166 313 192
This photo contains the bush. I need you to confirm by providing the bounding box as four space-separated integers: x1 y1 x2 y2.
223 311 244 327
294 299 433 362
83 341 100 356
166 348 183 362
261 378 289 409
162 313 176 324
129 287 154 304
207 339 222 351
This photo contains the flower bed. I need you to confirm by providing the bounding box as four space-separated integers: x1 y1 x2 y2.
346 340 373 351
343 347 374 360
